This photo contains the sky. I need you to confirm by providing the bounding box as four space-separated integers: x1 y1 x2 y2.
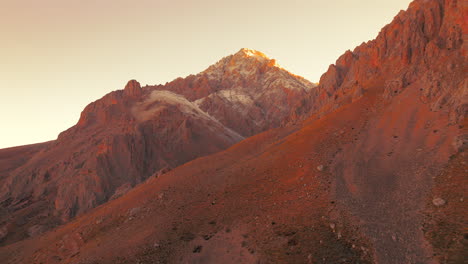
0 0 412 149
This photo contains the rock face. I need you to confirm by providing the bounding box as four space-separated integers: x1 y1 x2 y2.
290 0 466 125
152 48 316 137
123 79 142 97
0 52 311 246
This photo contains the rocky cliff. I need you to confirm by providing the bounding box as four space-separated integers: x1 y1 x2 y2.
291 0 466 126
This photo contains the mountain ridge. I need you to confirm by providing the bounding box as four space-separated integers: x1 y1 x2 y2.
0 49 313 246
289 0 466 126
0 0 466 263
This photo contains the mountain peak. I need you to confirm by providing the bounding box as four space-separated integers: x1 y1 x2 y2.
124 79 142 97
202 48 283 79
235 48 270 59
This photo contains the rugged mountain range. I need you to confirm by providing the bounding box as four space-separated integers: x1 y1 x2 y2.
0 50 312 246
0 0 466 263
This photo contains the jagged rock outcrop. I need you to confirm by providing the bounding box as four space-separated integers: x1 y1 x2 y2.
123 79 142 97
290 0 466 125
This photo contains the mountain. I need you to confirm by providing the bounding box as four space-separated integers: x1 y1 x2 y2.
0 80 243 245
0 52 311 246
0 0 466 263
152 48 316 137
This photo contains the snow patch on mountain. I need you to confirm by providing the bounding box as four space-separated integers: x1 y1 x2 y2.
133 90 244 141
240 48 269 59
132 90 208 121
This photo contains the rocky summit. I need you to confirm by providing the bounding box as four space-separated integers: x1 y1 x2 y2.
152 48 316 137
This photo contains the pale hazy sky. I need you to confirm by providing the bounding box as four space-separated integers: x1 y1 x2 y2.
0 0 412 149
